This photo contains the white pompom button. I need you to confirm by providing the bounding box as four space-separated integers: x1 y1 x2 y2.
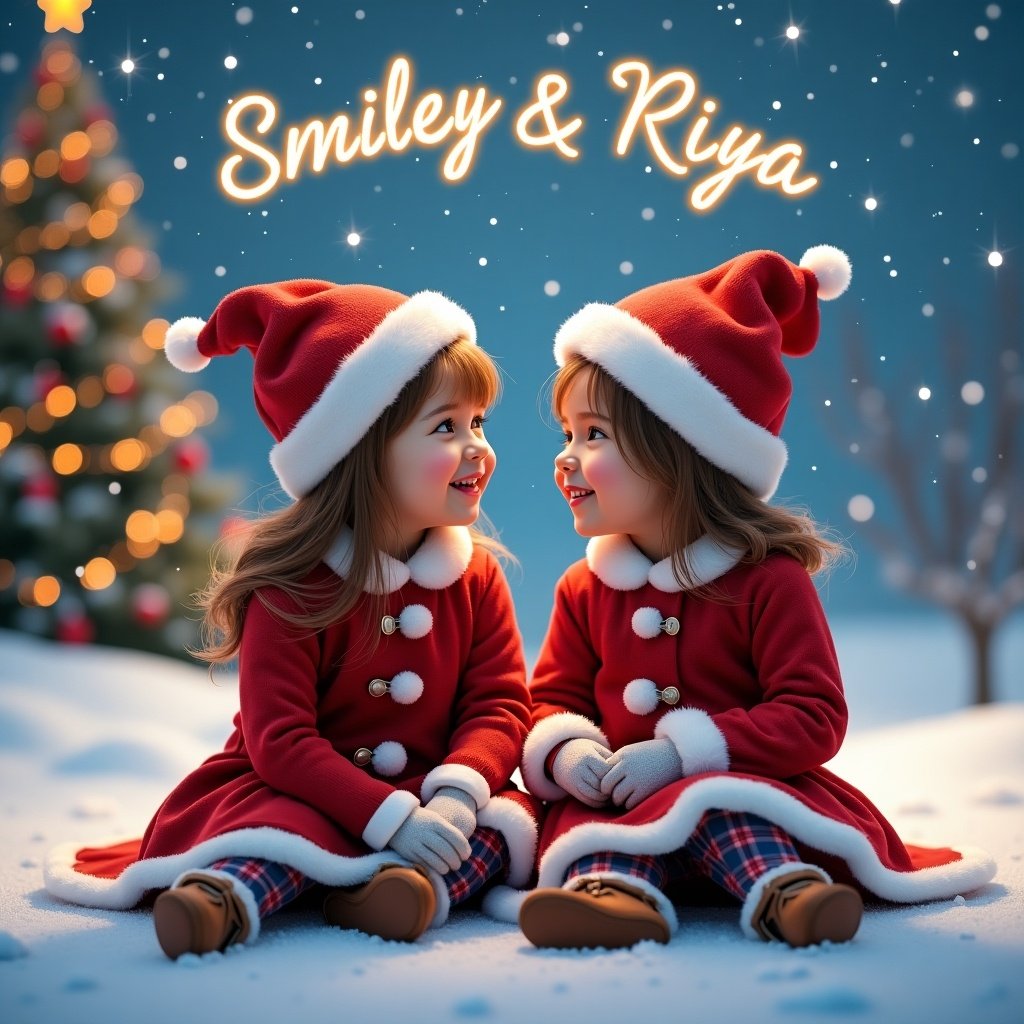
354 741 408 776
623 678 682 715
631 606 680 638
371 740 407 777
367 671 425 704
381 604 433 638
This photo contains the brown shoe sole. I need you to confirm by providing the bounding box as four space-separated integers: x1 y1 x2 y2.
153 890 206 959
519 888 670 949
791 885 863 947
323 869 435 942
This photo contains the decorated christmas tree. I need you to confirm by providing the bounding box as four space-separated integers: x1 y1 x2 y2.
0 38 232 659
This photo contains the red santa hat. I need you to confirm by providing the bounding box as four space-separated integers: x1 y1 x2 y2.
163 280 476 499
553 245 852 500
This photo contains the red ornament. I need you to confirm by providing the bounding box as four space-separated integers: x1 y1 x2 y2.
172 437 210 475
56 613 95 645
16 111 46 149
22 474 60 501
132 583 171 628
45 303 90 347
35 368 65 401
1 283 33 308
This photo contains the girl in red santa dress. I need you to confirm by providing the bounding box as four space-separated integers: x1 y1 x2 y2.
45 280 539 958
517 246 995 950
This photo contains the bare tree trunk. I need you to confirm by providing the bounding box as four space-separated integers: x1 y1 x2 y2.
963 615 995 706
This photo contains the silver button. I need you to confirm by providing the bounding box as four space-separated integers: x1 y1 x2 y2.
660 686 681 705
381 614 397 635
661 617 680 635
368 678 389 698
353 747 373 766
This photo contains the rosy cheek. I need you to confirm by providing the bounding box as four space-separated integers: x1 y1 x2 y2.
584 452 626 492
419 447 458 484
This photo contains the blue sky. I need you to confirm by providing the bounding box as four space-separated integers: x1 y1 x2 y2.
2 0 1020 644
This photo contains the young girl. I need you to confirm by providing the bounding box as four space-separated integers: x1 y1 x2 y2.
45 280 539 958
518 247 996 950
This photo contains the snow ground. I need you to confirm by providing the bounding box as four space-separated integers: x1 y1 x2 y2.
1 618 1022 1024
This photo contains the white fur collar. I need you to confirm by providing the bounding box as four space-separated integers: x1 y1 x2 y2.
324 525 474 594
585 534 743 593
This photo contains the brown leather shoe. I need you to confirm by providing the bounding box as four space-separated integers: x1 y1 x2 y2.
751 869 863 947
323 865 436 942
519 878 671 949
153 872 251 959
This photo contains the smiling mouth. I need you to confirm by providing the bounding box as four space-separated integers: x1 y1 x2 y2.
565 486 594 506
450 476 483 495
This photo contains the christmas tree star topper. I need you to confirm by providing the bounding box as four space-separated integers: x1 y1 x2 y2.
38 0 92 35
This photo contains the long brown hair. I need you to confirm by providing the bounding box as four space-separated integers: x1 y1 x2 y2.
552 356 844 588
195 338 507 665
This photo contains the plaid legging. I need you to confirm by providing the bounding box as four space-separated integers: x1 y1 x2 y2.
566 808 804 900
207 826 508 921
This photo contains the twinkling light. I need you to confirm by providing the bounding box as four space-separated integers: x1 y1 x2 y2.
988 250 1003 267
918 387 932 401
961 381 985 405
346 232 361 246
120 59 135 74
848 495 875 522
224 55 238 70
865 197 878 211
33 576 61 607
786 25 800 40
82 557 116 591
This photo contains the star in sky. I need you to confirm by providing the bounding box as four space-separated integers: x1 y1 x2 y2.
37 0 93 35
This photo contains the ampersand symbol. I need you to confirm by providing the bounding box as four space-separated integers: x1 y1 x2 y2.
514 74 583 158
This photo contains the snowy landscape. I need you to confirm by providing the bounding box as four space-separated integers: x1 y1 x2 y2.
0 617 1022 1024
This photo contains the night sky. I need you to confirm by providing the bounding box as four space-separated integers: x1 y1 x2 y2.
1 0 1021 646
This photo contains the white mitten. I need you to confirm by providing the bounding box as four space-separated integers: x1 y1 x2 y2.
387 806 471 874
424 785 478 839
551 738 613 807
600 737 683 810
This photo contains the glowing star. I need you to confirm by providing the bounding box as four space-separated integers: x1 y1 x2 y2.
38 0 92 34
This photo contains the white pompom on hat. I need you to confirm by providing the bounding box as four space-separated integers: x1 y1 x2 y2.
554 245 852 499
162 280 476 499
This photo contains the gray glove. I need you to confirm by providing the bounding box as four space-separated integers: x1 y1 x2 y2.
387 806 472 874
424 785 478 839
552 738 613 807
600 737 683 810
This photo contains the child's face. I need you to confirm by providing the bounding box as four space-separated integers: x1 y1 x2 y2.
554 370 665 560
385 379 494 553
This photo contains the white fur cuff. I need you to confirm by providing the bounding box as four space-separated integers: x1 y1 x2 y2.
655 707 730 775
421 764 491 810
521 712 611 802
361 790 420 851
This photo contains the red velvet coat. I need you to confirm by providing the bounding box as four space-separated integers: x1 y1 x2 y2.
46 527 539 927
521 534 995 935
